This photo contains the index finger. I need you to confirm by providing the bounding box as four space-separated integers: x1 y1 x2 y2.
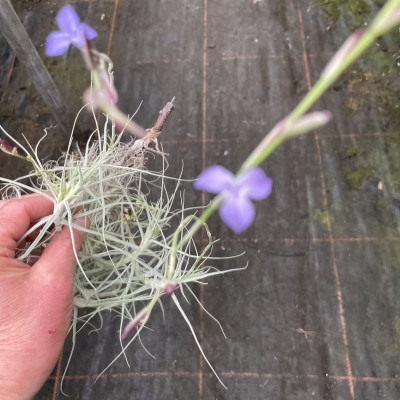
0 194 54 258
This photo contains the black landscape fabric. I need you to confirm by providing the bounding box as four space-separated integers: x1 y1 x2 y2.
1 0 400 399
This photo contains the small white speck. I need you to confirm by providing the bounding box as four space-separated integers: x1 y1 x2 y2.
101 13 105 21
223 150 229 156
254 38 259 43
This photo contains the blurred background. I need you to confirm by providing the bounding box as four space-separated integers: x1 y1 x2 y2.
1 0 400 398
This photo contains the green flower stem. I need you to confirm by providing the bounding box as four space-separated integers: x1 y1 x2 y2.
241 0 400 172
239 125 284 173
288 33 373 122
165 0 400 279
91 69 101 91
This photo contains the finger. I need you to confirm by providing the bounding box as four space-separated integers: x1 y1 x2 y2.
32 217 88 284
0 194 54 258
0 196 12 209
0 192 50 210
22 220 55 243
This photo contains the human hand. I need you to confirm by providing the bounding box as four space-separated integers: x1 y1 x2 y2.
0 194 86 400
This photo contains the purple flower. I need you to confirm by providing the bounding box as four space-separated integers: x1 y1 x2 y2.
195 166 272 233
45 5 97 57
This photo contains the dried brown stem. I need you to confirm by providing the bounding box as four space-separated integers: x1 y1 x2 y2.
142 98 175 148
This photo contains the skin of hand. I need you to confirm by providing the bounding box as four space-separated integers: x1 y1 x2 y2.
0 194 87 400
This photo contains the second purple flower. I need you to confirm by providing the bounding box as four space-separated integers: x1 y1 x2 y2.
45 5 97 57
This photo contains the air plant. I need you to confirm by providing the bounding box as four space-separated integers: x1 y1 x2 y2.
0 0 399 390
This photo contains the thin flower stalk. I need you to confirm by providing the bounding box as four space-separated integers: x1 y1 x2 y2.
166 0 400 268
240 0 400 173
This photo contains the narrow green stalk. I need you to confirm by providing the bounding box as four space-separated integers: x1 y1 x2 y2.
290 0 400 121
242 0 400 172
168 0 400 269
288 31 374 121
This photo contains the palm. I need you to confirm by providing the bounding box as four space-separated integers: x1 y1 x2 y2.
0 195 86 400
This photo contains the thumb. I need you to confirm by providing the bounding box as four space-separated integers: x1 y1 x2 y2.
32 217 88 284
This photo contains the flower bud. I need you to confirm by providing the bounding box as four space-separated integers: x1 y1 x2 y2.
283 111 332 138
0 138 17 155
321 30 364 80
121 308 148 340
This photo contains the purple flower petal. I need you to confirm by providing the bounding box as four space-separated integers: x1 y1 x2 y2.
194 166 234 194
238 167 273 200
45 31 72 56
81 23 98 41
46 5 97 57
194 165 273 233
219 194 255 234
70 29 87 48
56 5 81 34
